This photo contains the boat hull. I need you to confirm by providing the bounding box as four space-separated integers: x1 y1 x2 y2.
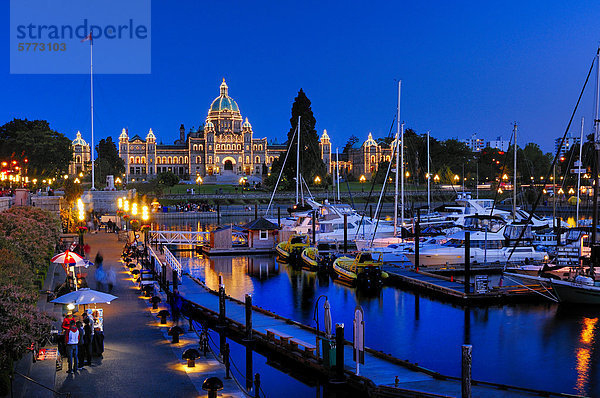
551 280 600 305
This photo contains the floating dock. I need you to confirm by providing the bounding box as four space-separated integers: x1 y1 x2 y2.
384 266 551 304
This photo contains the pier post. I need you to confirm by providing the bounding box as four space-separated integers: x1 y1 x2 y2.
335 323 345 381
254 373 261 398
219 276 226 327
312 211 316 244
555 217 562 246
172 269 178 292
461 344 472 398
415 209 420 272
277 207 281 227
254 203 258 220
245 294 252 341
464 231 470 295
223 343 231 379
369 205 373 220
343 215 348 253
217 203 221 224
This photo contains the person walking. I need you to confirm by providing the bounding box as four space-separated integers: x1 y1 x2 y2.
65 320 80 373
95 252 105 291
106 267 116 294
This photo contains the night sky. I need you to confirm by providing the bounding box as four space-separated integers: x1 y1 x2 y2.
1 1 599 153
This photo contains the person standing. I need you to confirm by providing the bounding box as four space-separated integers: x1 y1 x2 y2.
76 321 85 370
65 320 80 373
83 318 93 366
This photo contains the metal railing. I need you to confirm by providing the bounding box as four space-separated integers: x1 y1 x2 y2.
164 247 182 279
149 230 210 245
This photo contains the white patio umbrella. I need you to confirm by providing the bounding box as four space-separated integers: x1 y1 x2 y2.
51 288 118 305
324 299 332 338
51 251 84 265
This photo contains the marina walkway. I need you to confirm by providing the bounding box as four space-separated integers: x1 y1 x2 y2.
176 273 573 397
53 232 237 398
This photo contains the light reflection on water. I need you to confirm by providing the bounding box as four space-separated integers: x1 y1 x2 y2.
166 215 600 396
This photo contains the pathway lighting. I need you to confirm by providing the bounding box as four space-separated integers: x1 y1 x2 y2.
314 175 321 184
558 188 564 195
157 309 170 324
202 377 224 398
568 188 575 195
359 175 366 183
115 177 122 185
502 174 508 180
433 174 440 182
74 178 81 184
453 174 459 182
132 203 138 216
118 198 123 209
64 174 68 179
196 175 203 184
142 205 149 221
151 296 162 310
168 325 185 344
124 200 130 212
405 171 410 178
182 348 201 368
79 172 83 178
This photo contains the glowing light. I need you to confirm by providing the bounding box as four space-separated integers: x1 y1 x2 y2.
359 175 366 183
115 177 122 184
498 188 503 194
568 188 575 194
67 303 75 311
433 174 440 182
453 174 459 181
74 178 81 184
63 174 69 180
78 172 84 178
405 171 410 178
502 174 508 180
118 198 123 209
132 203 138 216
314 175 321 184
142 205 149 221
77 198 85 221
558 188 564 195
124 200 130 212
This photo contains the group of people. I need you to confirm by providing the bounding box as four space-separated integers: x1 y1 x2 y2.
60 310 103 373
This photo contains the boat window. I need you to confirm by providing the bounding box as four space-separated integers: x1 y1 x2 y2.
347 223 356 229
358 253 373 263
291 236 305 244
444 239 464 247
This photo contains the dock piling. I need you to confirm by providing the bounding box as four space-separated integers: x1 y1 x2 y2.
219 279 226 327
254 203 258 220
415 209 420 272
277 207 281 227
217 203 221 224
223 343 231 379
312 211 316 244
461 344 472 398
464 231 470 295
343 215 348 253
172 269 178 292
245 294 252 341
335 323 345 381
254 373 261 398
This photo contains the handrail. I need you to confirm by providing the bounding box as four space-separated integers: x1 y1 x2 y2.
14 371 71 397
149 230 210 245
164 247 181 280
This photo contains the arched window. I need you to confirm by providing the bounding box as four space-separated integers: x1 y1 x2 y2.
227 144 231 151
255 156 260 163
196 156 201 164
259 144 262 150
76 155 81 163
370 155 375 163
184 156 188 163
238 144 241 150
246 145 249 150
253 144 256 150
209 156 212 163
215 157 219 163
179 156 183 164
238 156 242 162
199 144 203 150
386 156 390 162
141 156 146 163
156 157 161 164
193 144 197 151
270 156 274 162
168 156 172 164
245 156 250 163
162 156 167 164
135 156 140 164
216 144 220 150
130 157 134 164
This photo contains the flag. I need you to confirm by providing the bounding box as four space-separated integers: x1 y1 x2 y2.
81 33 92 43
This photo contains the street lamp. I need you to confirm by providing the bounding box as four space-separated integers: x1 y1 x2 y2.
132 203 138 216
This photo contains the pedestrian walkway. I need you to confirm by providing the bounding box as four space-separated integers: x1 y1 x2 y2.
54 232 200 398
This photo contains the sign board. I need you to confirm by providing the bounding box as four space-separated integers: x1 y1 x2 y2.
353 306 365 365
36 347 58 361
475 275 489 294
571 168 586 174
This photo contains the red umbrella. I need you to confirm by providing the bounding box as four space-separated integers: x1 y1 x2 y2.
51 250 84 264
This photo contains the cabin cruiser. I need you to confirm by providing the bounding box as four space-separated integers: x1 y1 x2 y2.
404 215 548 268
285 201 395 240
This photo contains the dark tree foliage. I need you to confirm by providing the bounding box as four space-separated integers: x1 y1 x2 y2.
63 179 83 206
268 89 325 189
95 137 125 186
0 119 71 177
343 135 359 153
156 171 179 187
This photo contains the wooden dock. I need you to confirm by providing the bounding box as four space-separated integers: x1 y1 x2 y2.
171 274 577 398
384 266 552 305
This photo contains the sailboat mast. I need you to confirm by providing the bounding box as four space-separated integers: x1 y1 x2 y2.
577 117 584 223
296 116 301 205
512 123 517 220
401 122 405 227
427 130 430 212
592 49 600 244
90 35 95 190
336 148 340 202
394 80 401 235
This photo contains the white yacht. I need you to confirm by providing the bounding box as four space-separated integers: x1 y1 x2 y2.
404 216 548 267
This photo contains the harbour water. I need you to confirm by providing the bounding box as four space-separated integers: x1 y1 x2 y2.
159 217 599 397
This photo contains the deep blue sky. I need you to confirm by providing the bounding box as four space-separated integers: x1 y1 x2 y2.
2 1 600 153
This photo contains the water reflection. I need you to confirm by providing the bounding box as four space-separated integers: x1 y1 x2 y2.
177 250 600 396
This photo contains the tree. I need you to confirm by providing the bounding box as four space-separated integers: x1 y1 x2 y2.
95 137 125 186
343 135 359 154
0 119 71 177
156 171 179 187
269 89 325 190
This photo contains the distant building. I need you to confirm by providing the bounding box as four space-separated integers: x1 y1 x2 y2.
114 79 286 182
488 136 510 152
69 131 90 176
555 133 581 158
463 133 485 152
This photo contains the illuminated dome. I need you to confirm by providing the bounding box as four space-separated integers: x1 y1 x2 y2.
209 79 240 113
242 118 251 129
72 131 88 147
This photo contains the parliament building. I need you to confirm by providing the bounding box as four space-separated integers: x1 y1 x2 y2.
70 79 396 183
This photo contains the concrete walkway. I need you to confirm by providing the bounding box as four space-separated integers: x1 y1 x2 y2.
54 232 201 398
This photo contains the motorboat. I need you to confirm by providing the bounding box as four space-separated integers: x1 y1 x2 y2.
275 234 310 261
404 216 548 268
332 251 388 288
300 241 339 271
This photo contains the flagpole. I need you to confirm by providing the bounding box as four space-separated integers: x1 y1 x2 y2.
90 34 95 190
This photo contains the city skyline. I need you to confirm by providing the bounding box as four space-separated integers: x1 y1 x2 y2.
2 1 600 153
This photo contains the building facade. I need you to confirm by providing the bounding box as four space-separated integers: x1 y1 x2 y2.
555 132 581 159
117 79 286 182
69 131 91 176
